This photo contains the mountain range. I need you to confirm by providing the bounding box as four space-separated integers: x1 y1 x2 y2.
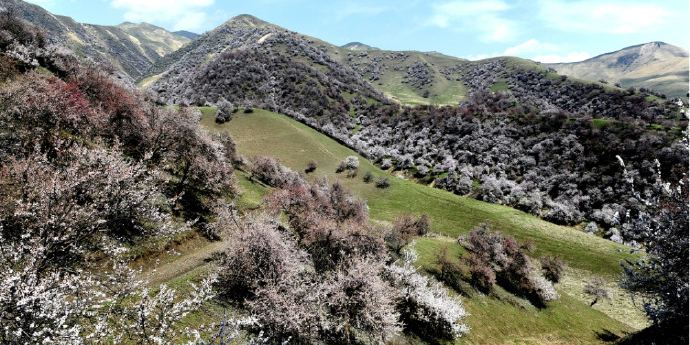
0 0 190 80
3 1 687 229
4 0 687 103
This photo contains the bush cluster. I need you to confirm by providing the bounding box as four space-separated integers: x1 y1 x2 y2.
215 178 468 343
461 223 558 306
385 214 431 253
0 14 235 343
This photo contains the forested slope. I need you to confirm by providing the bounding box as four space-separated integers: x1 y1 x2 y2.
147 15 688 246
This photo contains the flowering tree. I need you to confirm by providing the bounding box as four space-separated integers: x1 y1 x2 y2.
384 244 470 341
618 157 688 338
460 223 558 305
0 140 179 269
0 231 217 345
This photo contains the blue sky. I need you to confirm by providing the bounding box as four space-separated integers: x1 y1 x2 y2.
25 0 688 63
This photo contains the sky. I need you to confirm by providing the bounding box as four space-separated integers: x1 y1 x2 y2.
24 0 689 63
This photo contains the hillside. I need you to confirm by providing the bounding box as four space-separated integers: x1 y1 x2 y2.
202 106 646 343
144 14 390 111
116 22 190 57
173 30 200 40
546 42 689 100
1 0 189 80
1 4 687 344
142 14 476 106
0 14 244 343
335 48 471 105
146 14 687 246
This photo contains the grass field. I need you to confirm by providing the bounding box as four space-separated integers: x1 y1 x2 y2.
198 107 647 343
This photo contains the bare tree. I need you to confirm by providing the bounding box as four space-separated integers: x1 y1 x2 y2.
583 276 610 307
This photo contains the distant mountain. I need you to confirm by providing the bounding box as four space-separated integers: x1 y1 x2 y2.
546 42 689 100
116 22 190 57
0 0 189 80
341 42 379 51
173 30 200 40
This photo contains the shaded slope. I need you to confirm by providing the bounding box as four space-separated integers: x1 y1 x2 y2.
143 14 475 106
146 14 390 122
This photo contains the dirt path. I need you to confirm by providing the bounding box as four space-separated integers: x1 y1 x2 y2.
137 237 230 287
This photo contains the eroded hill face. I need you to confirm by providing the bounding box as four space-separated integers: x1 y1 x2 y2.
546 42 689 100
1 0 189 80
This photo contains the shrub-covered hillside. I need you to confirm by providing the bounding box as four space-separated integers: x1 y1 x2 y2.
146 15 688 246
0 12 475 344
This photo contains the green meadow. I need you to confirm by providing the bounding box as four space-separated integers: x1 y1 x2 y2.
193 107 648 343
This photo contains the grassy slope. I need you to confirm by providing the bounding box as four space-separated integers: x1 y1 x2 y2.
200 108 638 276
197 107 648 343
334 50 470 106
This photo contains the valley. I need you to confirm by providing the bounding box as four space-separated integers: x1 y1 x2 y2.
0 1 688 344
206 107 649 331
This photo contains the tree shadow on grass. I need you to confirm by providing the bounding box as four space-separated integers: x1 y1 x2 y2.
595 329 620 342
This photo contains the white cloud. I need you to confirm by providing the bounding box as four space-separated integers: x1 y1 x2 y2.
539 0 670 34
503 39 540 55
463 52 499 61
503 39 559 55
110 0 214 32
532 52 592 63
430 1 519 42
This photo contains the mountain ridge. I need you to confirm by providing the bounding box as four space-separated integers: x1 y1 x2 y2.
5 0 685 101
0 0 189 80
173 30 200 39
546 42 688 100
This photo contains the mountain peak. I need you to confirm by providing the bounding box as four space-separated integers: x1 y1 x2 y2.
341 42 380 51
224 14 271 28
